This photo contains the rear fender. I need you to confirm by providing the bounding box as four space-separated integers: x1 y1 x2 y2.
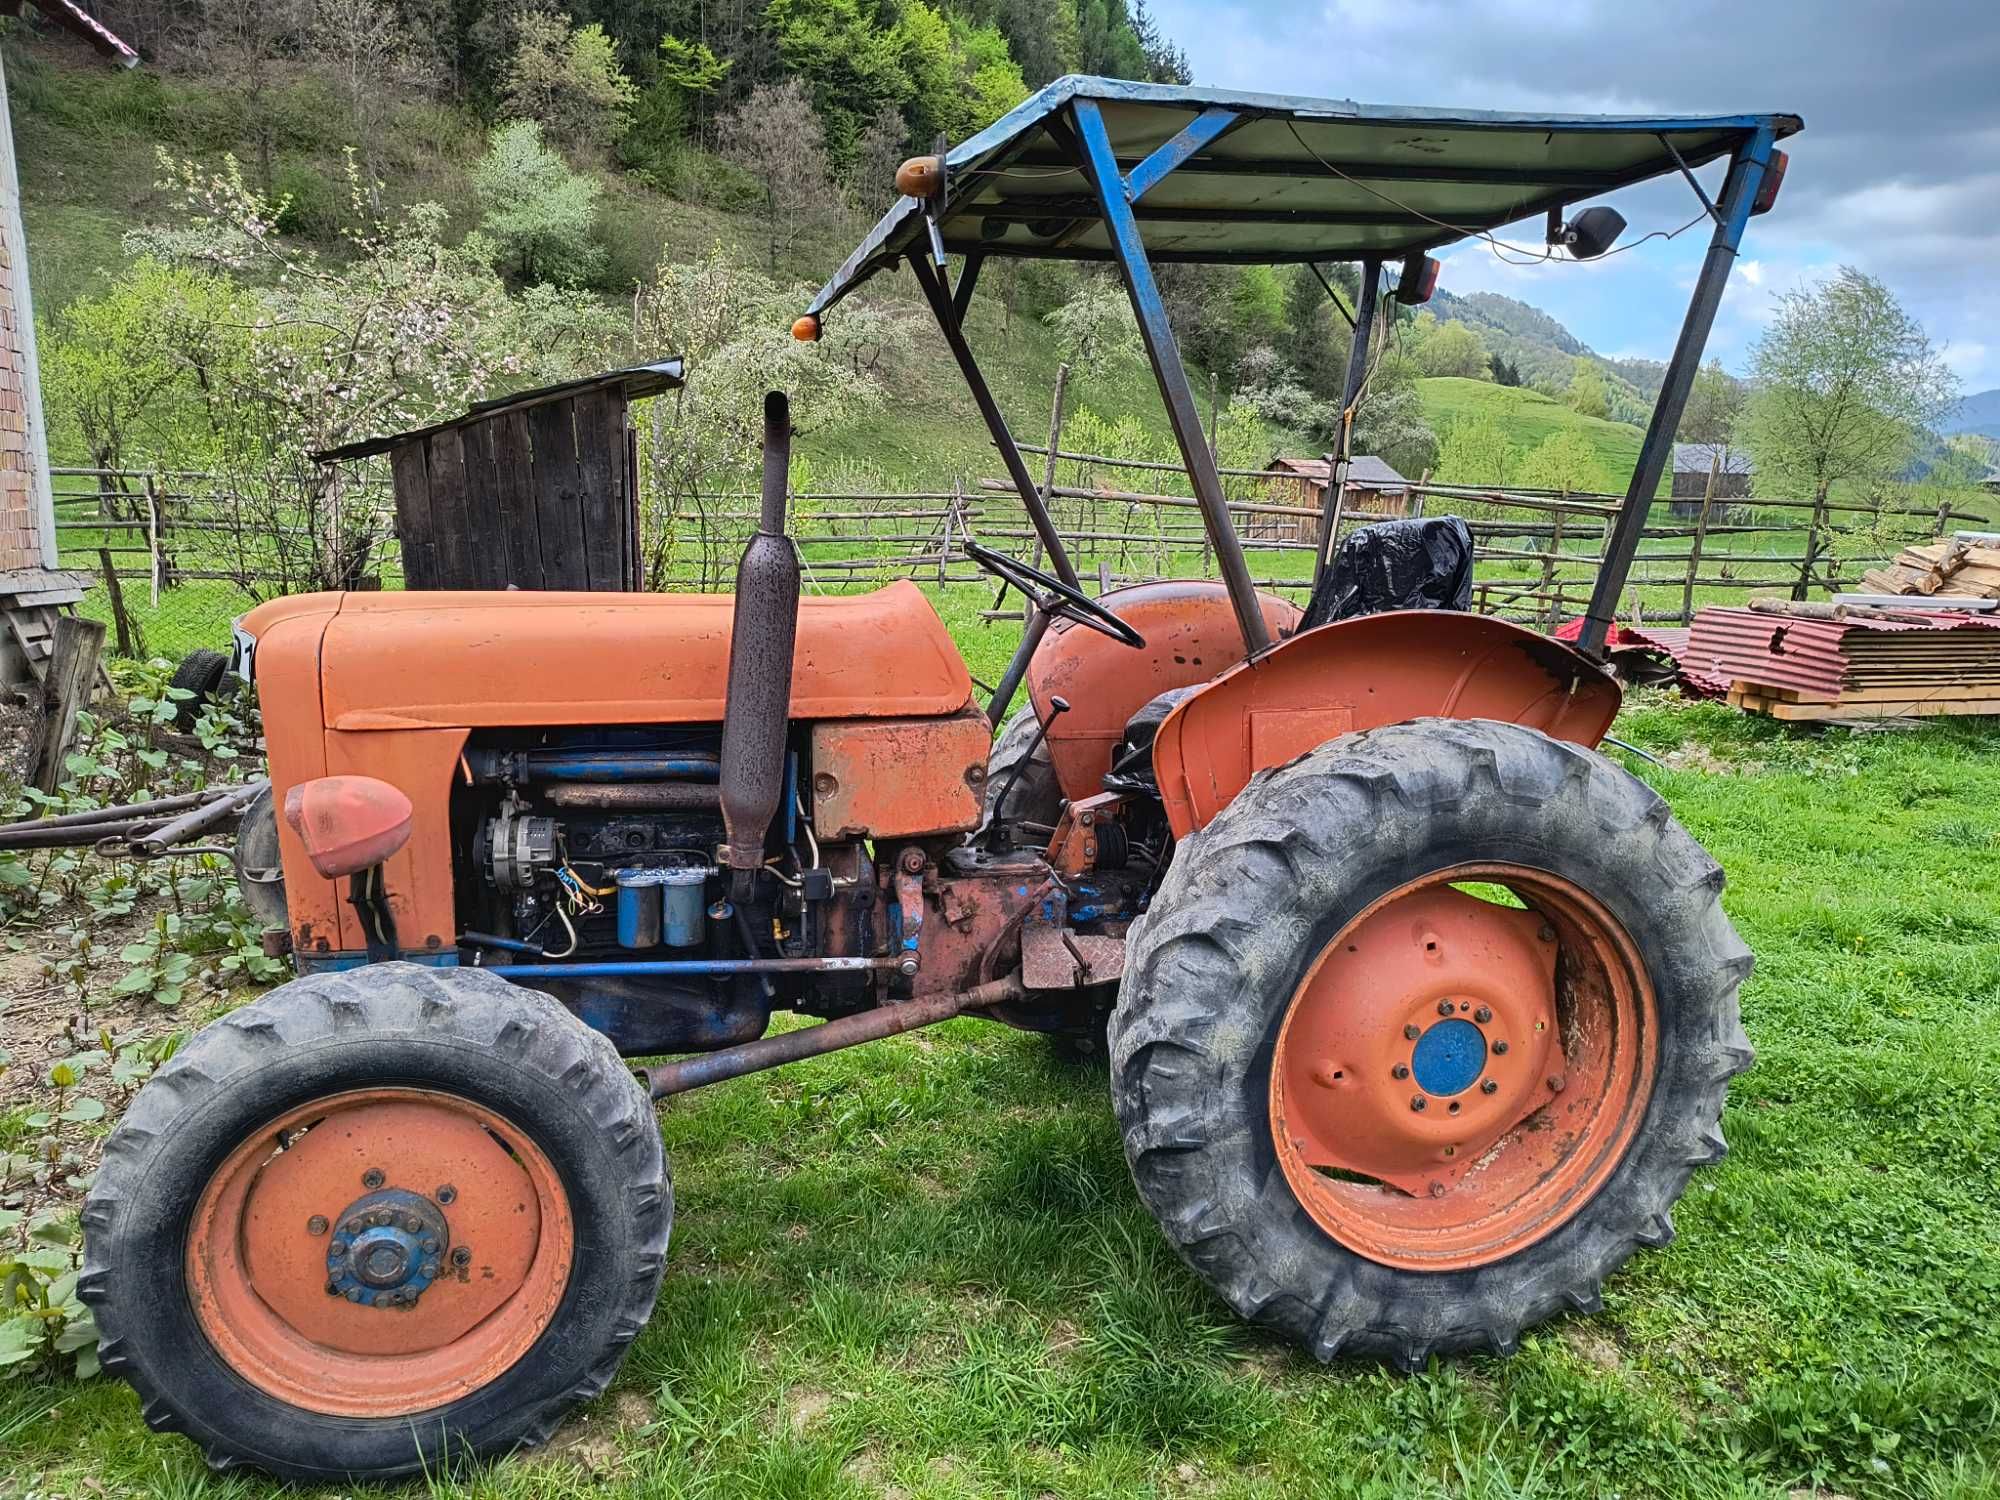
1150 611 1621 838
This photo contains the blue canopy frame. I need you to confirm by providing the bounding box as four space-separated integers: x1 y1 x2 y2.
806 76 1801 694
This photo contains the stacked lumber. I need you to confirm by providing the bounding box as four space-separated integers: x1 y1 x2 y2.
1860 536 2000 599
1687 603 2000 722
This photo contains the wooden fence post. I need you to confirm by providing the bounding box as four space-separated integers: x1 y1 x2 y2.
1540 503 1566 629
1793 479 1830 600
1681 453 1720 625
96 546 141 659
28 617 106 795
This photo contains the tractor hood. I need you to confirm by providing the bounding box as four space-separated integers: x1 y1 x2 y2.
241 581 973 730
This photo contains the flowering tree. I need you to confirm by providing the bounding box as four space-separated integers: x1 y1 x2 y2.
631 248 900 588
105 151 609 594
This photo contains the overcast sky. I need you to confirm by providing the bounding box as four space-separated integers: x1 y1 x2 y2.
1151 0 2000 392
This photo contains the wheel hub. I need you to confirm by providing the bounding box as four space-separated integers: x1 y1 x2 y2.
1410 1017 1487 1097
1272 883 1560 1196
325 1188 451 1308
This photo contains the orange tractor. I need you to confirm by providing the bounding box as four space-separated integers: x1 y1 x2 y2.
84 81 1796 1478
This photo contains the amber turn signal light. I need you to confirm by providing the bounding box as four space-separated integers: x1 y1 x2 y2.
895 154 943 200
791 315 821 342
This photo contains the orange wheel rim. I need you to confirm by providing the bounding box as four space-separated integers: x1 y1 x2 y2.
1270 864 1657 1271
187 1087 574 1418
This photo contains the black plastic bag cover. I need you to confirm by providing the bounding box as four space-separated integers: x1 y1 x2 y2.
1300 516 1474 632
1102 687 1197 796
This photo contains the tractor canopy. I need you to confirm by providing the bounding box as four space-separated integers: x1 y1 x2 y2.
801 76 1800 689
807 76 1800 316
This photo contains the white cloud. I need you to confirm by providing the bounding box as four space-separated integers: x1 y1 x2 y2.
1736 260 1764 286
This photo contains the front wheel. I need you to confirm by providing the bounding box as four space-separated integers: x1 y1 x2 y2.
1110 718 1752 1367
80 963 670 1480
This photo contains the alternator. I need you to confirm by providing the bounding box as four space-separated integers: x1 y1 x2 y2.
483 802 556 889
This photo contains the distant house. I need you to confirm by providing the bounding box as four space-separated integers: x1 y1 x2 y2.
1262 454 1412 541
0 2 138 692
1981 463 2000 496
1670 443 1753 501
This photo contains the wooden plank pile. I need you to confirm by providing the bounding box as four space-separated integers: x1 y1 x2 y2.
1687 601 2000 722
1860 535 2000 600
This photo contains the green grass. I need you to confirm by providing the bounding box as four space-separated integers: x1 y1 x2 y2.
5 694 1999 1499
1419 377 1647 489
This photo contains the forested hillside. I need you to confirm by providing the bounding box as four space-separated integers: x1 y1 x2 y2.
16 0 1664 519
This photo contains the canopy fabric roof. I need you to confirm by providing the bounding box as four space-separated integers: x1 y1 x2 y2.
808 76 1800 318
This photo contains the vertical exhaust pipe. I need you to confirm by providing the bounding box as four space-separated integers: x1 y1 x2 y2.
719 392 801 896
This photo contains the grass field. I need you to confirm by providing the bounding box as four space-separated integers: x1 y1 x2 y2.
1418 378 1648 489
3 690 1998 1500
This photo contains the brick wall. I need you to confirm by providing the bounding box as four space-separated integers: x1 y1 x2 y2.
0 222 37 573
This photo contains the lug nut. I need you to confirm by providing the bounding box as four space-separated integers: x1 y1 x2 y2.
1493 1040 1510 1055
451 1247 472 1268
1410 1095 1428 1112
1538 924 1556 943
330 1238 349 1257
345 1288 362 1303
306 1215 328 1236
1391 1063 1410 1080
325 1281 342 1297
1437 999 1455 1017
436 1185 457 1205
1474 1006 1492 1024
403 1214 423 1233
343 1217 364 1237
361 1168 385 1189
422 1260 440 1277
1548 1074 1567 1093
1481 1079 1498 1095
1429 1182 1446 1198
1403 1024 1422 1040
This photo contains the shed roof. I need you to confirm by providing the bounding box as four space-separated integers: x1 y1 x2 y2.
314 359 684 463
1268 454 1409 488
5 1 138 66
809 76 1800 317
1672 442 1754 476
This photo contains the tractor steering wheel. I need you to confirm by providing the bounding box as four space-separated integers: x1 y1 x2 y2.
963 539 1146 650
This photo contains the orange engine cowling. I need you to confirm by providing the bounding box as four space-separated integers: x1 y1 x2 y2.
239 582 981 961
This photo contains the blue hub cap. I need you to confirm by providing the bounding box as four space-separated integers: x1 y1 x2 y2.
1411 1018 1487 1097
325 1187 450 1308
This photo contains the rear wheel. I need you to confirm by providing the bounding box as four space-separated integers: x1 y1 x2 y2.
1110 718 1752 1367
168 648 231 730
81 963 669 1480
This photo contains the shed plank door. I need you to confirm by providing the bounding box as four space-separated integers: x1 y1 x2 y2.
424 426 477 590
528 400 588 588
492 408 544 589
389 441 439 589
456 416 506 590
574 388 627 591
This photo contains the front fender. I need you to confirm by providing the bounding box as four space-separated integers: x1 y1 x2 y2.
1150 611 1621 838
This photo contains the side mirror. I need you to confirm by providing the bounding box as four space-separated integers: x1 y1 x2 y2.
282 775 413 879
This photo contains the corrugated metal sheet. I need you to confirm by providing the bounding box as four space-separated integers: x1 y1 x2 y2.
1686 606 2000 698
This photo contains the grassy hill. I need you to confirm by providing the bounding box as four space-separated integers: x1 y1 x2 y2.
1418 376 1647 491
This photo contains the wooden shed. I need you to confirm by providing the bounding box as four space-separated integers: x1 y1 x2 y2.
316 360 683 592
1669 442 1753 517
1262 454 1412 541
0 1 137 694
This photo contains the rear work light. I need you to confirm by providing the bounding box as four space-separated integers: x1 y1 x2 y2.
1392 254 1441 305
1751 149 1788 215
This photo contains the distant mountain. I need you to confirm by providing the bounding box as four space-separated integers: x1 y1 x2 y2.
1425 289 1655 422
1943 389 2000 439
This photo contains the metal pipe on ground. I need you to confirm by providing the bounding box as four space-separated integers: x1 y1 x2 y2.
644 976 1025 1099
130 780 267 858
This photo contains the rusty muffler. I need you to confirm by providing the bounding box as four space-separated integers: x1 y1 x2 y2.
718 391 801 897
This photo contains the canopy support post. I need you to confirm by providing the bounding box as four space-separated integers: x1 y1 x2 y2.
1580 124 1777 656
906 251 1081 724
1069 97 1271 659
1316 256 1380 590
